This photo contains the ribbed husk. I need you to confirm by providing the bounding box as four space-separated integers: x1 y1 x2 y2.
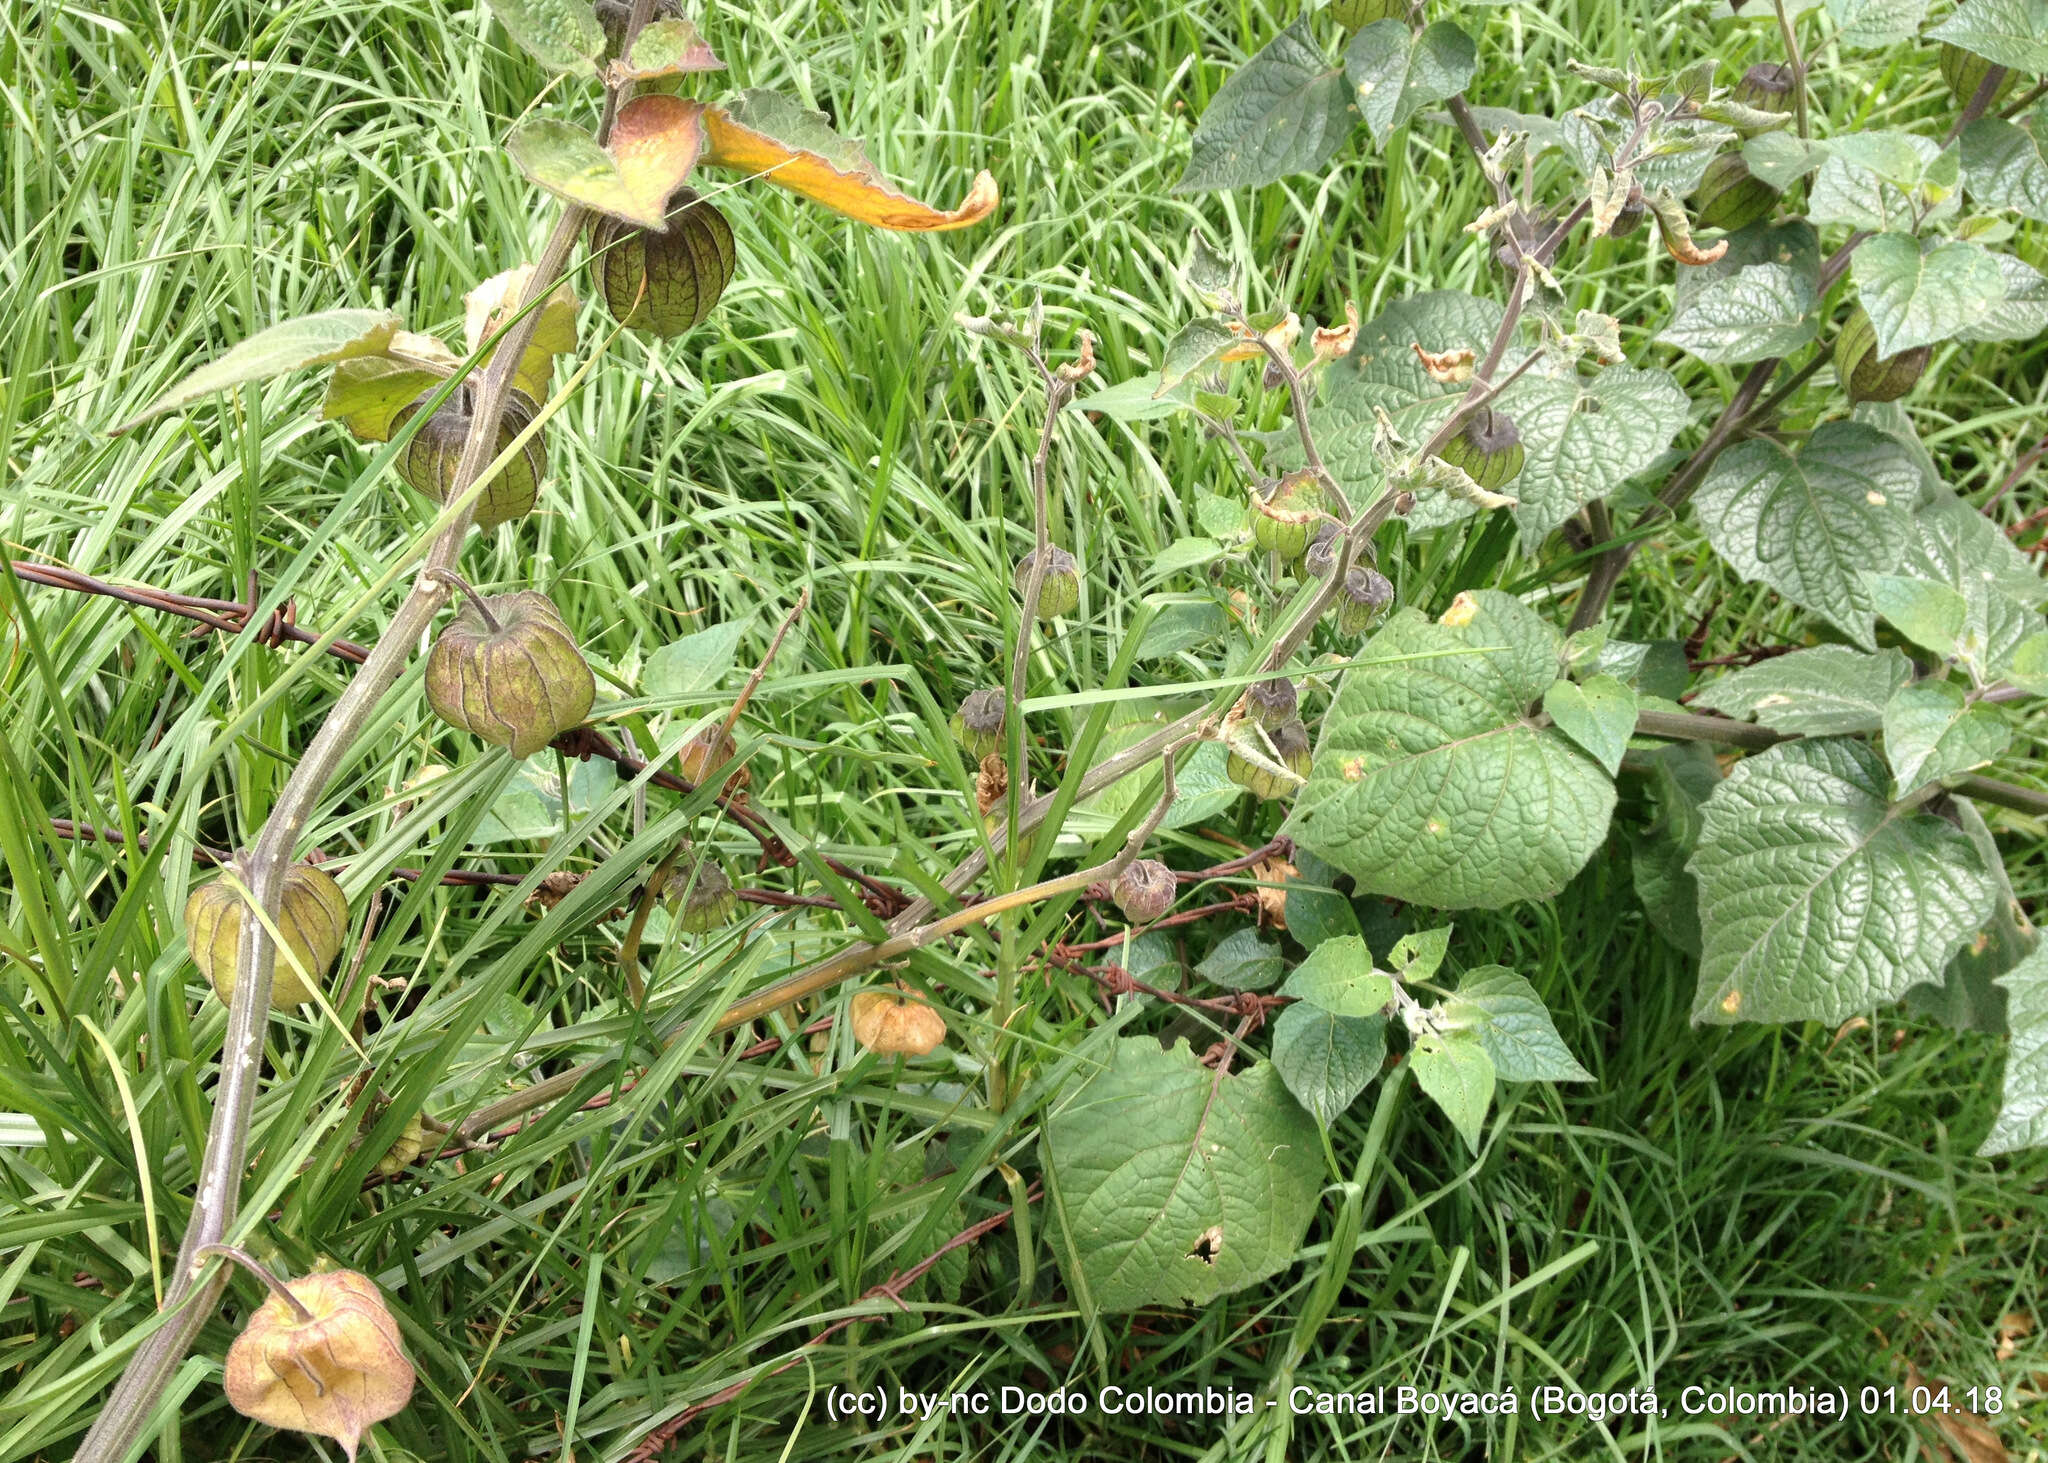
391 386 544 528
589 188 737 339
1834 308 1929 403
1438 409 1526 490
423 590 596 760
1693 155 1778 232
186 863 350 1007
1940 43 2016 107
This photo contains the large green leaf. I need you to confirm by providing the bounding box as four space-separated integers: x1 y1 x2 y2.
1543 674 1636 777
1441 966 1592 1082
1982 942 2048 1154
1288 590 1616 909
1880 680 2013 795
1961 115 2048 222
1691 645 1912 735
1806 132 1954 231
1928 0 2048 73
1278 935 1390 1015
1692 421 1917 647
1955 252 2048 342
1688 738 1996 1024
1497 367 1692 544
486 0 606 74
1897 491 2047 681
1826 0 1933 46
1343 20 1476 144
1196 927 1286 991
1851 233 2007 357
1656 263 1818 364
112 308 400 433
1177 19 1353 193
1270 1003 1387 1126
1040 1038 1323 1310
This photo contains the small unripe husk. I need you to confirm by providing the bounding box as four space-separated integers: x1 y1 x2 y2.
186 863 349 1008
391 385 544 529
1015 546 1081 620
1113 858 1177 925
1610 189 1646 238
1437 409 1525 491
1693 154 1778 232
222 1266 414 1461
673 858 739 934
951 687 1006 760
1337 565 1394 638
373 1113 426 1178
1301 519 1343 579
423 589 595 760
1245 677 1298 729
1252 471 1325 560
850 983 946 1055
1834 307 1929 403
1941 43 2016 107
1732 62 1796 118
588 187 737 338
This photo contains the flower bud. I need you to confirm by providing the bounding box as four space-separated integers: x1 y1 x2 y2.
424 589 595 760
950 687 1006 760
1015 546 1081 620
1251 470 1326 560
1732 62 1796 117
1941 43 2016 107
588 187 736 339
223 1267 414 1460
186 863 350 1008
1245 677 1298 729
1692 154 1778 232
1834 307 1929 403
1437 409 1525 491
1329 0 1406 28
391 385 544 528
1337 565 1394 638
1113 858 1177 925
673 857 739 934
1226 717 1313 801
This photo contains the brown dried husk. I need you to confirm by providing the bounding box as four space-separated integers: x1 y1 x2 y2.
589 187 737 338
223 1269 414 1460
423 590 595 760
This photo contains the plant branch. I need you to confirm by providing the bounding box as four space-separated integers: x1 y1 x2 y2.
1635 708 2048 816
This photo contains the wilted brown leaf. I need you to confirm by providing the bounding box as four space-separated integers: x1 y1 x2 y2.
1252 856 1297 929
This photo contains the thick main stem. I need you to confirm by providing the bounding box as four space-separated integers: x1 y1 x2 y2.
74 186 593 1463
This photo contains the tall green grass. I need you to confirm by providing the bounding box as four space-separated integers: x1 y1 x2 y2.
3 0 2047 1458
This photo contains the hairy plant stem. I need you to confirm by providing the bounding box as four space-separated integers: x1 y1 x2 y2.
74 38 628 1460
1770 0 1811 139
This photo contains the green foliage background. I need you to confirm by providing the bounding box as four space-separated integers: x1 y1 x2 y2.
4 0 2048 1458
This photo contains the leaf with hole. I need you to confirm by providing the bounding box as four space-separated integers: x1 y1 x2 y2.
1040 1038 1323 1310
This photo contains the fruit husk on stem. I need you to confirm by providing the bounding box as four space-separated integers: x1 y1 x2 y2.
186 863 349 1008
588 186 737 338
391 384 544 528
423 586 596 759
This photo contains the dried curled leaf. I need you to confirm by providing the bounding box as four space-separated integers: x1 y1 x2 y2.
223 1269 414 1460
1412 341 1475 384
507 94 705 229
1646 189 1728 266
850 984 948 1055
701 89 997 231
604 17 721 84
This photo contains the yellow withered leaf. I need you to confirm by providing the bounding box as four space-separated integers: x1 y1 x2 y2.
701 89 997 232
850 984 948 1055
223 1268 414 1461
507 93 705 230
464 266 580 402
